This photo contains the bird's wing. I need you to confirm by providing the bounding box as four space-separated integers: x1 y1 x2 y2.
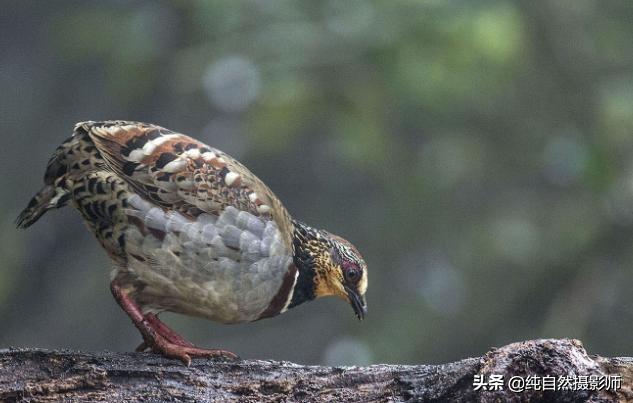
78 120 294 248
123 193 294 321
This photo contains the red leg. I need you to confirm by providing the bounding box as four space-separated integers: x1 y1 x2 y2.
134 314 193 352
110 281 238 365
145 313 194 347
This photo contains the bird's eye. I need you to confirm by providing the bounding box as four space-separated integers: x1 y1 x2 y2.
345 268 361 283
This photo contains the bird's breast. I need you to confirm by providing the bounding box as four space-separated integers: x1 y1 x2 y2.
119 194 295 323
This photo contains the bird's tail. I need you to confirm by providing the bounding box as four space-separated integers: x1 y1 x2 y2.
16 134 80 229
16 183 71 229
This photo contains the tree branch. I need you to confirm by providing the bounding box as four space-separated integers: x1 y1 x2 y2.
0 339 631 402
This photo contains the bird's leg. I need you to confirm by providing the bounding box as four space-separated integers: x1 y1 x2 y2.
110 281 238 366
143 313 194 347
134 314 194 352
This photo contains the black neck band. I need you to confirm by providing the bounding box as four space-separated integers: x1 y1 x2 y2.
289 221 317 308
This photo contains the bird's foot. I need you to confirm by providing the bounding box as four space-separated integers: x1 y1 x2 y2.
110 282 238 366
140 332 238 366
137 313 194 348
136 313 238 365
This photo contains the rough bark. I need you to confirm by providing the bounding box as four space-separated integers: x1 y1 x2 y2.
0 339 630 402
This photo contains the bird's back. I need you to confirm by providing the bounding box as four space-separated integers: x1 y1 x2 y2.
18 121 296 323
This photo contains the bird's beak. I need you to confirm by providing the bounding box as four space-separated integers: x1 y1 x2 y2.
345 286 367 320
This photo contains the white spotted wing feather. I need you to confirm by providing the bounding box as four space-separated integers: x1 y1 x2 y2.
81 121 293 245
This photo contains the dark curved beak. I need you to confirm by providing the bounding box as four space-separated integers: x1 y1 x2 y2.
345 286 367 320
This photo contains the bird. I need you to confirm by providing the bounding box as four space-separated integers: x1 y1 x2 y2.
16 121 368 365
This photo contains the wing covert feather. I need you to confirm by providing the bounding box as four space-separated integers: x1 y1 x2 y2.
77 121 293 248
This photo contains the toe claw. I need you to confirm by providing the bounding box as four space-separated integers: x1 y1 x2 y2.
134 331 237 365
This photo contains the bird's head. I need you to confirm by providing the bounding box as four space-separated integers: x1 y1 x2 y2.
291 222 368 320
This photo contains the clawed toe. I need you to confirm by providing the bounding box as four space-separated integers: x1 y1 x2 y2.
182 346 239 361
145 335 238 365
169 346 239 365
111 283 238 366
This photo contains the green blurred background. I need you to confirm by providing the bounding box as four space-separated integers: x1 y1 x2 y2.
2 0 633 365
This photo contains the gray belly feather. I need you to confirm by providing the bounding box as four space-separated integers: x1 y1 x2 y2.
121 194 292 323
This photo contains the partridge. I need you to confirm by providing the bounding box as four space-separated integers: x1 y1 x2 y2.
17 121 368 365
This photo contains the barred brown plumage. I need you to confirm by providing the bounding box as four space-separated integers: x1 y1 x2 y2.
17 121 368 365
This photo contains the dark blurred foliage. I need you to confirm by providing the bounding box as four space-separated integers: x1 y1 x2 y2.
1 0 633 365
